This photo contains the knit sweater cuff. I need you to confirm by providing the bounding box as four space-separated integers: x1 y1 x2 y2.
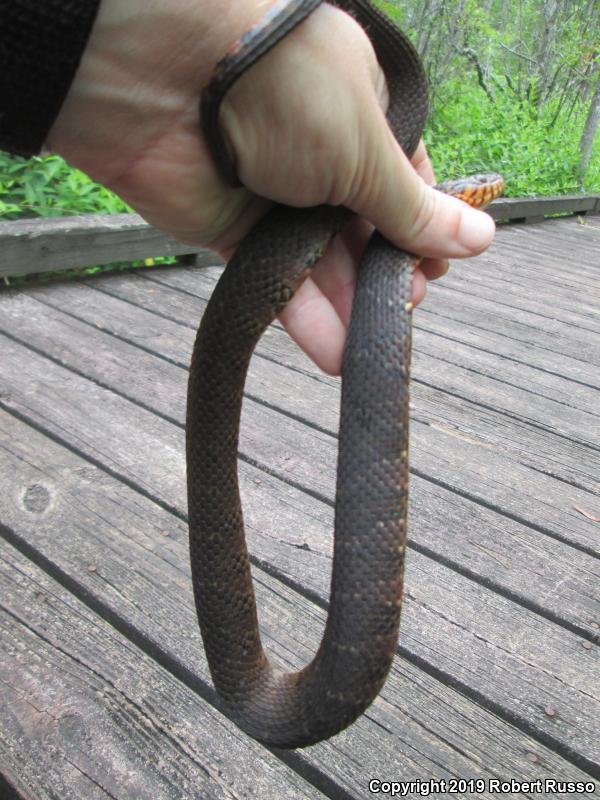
0 0 101 158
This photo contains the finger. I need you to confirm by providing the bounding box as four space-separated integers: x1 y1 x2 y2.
278 274 346 376
412 266 427 306
309 216 432 318
280 259 430 377
345 100 496 259
278 221 363 375
279 216 435 375
419 257 449 281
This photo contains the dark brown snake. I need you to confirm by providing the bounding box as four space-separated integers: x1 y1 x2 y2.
186 0 504 749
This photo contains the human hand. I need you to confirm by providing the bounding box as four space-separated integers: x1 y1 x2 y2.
47 0 495 375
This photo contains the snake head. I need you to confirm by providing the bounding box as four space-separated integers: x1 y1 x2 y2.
435 174 505 208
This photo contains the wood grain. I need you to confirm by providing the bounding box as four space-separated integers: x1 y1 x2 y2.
1 409 595 796
0 214 220 278
0 214 598 795
0 536 325 800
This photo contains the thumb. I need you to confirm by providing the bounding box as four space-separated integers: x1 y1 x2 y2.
344 96 496 260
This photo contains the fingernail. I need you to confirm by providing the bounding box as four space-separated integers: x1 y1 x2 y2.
458 206 495 252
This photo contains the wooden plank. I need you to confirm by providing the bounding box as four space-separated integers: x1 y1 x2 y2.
23 275 599 496
490 221 600 280
418 294 600 383
438 254 600 335
7 279 598 549
416 309 599 393
0 539 328 800
52 269 599 507
1 290 598 589
489 194 600 223
140 258 600 383
538 215 600 252
0 408 596 792
0 214 221 278
0 193 598 279
441 267 600 335
420 283 600 369
95 263 600 431
458 221 600 314
129 271 600 456
0 336 598 773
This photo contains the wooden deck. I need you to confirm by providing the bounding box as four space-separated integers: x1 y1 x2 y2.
0 214 598 799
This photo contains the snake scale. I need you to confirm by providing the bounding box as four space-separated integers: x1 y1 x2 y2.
186 0 503 748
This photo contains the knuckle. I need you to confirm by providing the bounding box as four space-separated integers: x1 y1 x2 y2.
403 181 438 241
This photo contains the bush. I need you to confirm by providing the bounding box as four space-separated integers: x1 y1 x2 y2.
425 80 600 196
0 152 130 220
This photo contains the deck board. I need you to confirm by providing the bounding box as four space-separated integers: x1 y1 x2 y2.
1 537 324 800
0 215 599 797
0 312 597 627
0 412 595 798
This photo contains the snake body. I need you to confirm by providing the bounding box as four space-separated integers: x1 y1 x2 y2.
186 0 503 749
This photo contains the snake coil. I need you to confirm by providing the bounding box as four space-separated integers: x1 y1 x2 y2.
186 0 502 748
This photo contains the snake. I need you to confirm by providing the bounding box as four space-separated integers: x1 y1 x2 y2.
186 0 504 749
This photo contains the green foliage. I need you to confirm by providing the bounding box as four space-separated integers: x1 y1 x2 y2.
0 152 130 220
425 81 600 196
0 153 169 287
383 0 600 194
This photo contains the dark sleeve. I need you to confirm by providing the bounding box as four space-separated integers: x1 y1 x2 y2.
0 0 102 157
